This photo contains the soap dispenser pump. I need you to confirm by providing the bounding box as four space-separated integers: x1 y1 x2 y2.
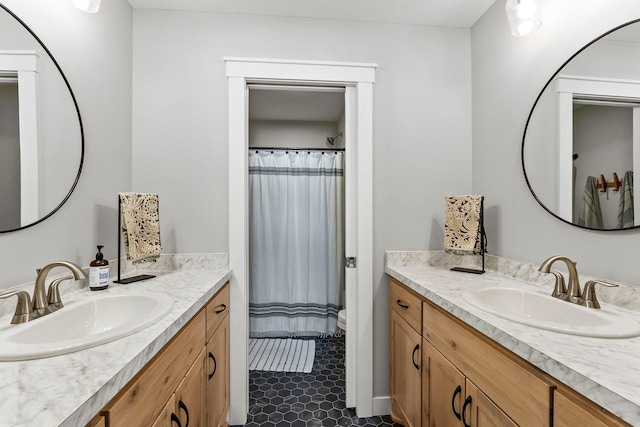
89 245 109 291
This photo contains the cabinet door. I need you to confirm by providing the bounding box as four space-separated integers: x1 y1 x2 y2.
152 394 177 427
207 313 229 427
424 343 464 427
465 380 517 427
104 310 206 427
390 310 422 427
175 348 206 427
85 414 107 427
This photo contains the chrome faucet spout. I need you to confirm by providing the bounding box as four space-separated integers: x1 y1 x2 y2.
33 261 86 318
538 255 583 304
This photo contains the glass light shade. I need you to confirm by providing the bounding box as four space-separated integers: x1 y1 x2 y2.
505 0 541 37
74 0 101 13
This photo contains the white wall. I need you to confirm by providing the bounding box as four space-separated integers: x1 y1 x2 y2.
472 0 640 284
132 10 473 400
0 0 133 288
249 120 340 149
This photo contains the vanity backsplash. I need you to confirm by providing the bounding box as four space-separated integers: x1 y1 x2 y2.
0 253 229 320
385 251 640 311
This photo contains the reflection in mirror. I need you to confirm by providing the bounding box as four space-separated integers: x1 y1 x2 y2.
523 19 640 231
0 3 83 233
0 75 20 229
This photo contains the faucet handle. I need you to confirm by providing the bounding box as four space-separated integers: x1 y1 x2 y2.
47 275 73 310
0 290 33 324
582 280 618 309
549 271 567 299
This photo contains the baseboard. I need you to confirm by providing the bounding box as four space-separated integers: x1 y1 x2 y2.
372 396 391 417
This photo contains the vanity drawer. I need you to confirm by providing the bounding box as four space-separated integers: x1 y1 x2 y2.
390 278 422 333
554 386 631 427
206 283 230 340
422 300 554 427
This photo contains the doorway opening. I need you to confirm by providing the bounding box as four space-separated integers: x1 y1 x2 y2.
247 83 346 337
246 83 347 417
226 57 376 425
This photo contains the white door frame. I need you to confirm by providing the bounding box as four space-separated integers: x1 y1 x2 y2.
556 74 640 223
0 50 39 225
225 57 376 425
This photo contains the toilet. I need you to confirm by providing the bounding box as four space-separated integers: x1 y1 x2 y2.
337 309 346 333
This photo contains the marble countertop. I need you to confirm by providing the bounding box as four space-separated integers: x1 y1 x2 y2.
385 252 640 426
0 265 231 427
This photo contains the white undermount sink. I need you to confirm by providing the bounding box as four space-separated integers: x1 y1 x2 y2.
0 292 174 361
462 287 640 339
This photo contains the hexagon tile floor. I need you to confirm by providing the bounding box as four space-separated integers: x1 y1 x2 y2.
232 336 401 427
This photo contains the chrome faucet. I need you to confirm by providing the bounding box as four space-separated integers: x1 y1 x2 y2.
32 261 86 319
538 256 618 309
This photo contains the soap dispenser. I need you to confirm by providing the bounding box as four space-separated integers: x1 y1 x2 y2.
89 245 109 291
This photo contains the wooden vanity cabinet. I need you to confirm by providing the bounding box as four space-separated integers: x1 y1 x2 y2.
423 341 516 427
95 283 230 427
390 310 422 427
390 280 423 427
102 307 206 427
85 414 106 427
390 278 554 427
151 394 177 427
554 386 632 427
176 348 207 426
206 285 230 427
390 277 634 427
422 297 554 427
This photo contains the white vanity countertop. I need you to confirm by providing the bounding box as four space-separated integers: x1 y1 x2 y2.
0 267 232 427
386 254 640 426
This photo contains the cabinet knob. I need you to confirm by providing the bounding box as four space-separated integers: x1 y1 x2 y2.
451 385 462 420
462 395 472 427
215 304 227 314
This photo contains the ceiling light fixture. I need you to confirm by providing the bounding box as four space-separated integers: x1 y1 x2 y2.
505 0 541 37
74 0 101 13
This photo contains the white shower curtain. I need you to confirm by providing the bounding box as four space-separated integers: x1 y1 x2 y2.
249 150 344 337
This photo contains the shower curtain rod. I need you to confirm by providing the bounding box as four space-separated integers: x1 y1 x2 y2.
248 84 345 93
250 147 345 152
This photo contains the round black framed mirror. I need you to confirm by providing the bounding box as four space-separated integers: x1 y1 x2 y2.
0 3 84 233
522 18 640 231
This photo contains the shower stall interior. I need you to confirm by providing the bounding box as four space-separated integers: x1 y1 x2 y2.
247 84 346 338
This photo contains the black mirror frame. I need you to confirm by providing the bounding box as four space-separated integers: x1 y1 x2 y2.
0 2 84 234
521 18 640 232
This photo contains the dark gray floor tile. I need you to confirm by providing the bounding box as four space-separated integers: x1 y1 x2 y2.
232 336 402 427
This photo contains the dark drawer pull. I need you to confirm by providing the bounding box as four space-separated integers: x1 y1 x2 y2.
411 344 420 371
171 413 182 427
208 351 218 380
462 395 472 427
396 299 409 309
215 303 227 314
178 400 190 427
451 385 462 420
